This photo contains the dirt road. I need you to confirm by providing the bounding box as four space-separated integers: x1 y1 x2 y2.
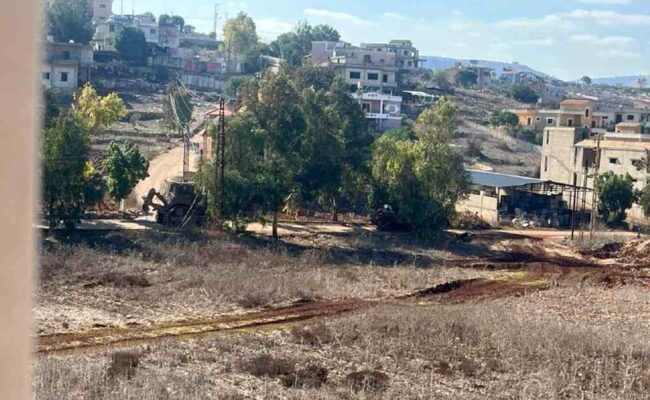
129 133 202 207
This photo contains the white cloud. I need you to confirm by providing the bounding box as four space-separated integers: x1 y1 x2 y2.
596 49 640 58
515 37 556 46
570 34 635 45
577 0 633 4
255 18 295 40
381 12 407 21
449 21 476 31
303 8 374 27
452 10 464 17
450 42 468 48
496 9 650 29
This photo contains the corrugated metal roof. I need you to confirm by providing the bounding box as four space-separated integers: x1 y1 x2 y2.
468 170 545 188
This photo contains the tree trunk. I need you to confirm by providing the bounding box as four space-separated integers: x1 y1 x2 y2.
272 210 278 239
332 198 338 222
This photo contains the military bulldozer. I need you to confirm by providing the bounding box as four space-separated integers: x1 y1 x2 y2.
142 178 207 227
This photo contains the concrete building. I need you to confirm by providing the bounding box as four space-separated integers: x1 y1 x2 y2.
329 44 398 93
180 25 219 49
353 91 402 133
360 40 420 71
41 40 93 91
92 0 113 24
457 170 575 226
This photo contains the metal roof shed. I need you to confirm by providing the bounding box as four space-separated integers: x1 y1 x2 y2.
468 170 545 189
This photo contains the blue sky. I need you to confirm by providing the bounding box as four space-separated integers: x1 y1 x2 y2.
122 0 649 80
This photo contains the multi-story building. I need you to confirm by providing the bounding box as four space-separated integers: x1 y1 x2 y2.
359 39 420 71
352 91 402 133
41 40 93 91
92 0 113 24
310 41 404 133
159 22 181 49
94 14 160 51
528 98 650 219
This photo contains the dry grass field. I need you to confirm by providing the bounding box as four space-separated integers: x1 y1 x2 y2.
33 229 650 399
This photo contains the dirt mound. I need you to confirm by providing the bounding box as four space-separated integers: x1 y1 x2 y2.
618 240 650 265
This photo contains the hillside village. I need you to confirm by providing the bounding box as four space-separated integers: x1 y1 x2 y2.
28 1 650 399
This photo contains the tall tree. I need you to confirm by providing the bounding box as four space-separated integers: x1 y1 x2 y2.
269 22 340 68
598 172 636 226
41 114 91 228
223 13 259 67
73 84 127 133
115 27 147 66
102 140 149 203
370 101 469 230
42 87 60 129
46 0 94 44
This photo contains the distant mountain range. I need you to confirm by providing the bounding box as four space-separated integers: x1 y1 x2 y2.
591 75 647 88
420 56 551 79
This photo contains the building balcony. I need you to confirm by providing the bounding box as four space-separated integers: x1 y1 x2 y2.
365 112 401 120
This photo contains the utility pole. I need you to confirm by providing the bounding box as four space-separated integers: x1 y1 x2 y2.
214 98 226 221
121 0 124 15
589 134 602 241
570 172 577 240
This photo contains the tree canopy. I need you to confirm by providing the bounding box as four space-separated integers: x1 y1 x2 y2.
115 27 148 66
269 22 340 68
41 114 92 228
73 84 127 132
370 99 469 230
102 141 150 202
46 0 94 44
510 84 540 104
223 13 260 68
598 172 636 226
490 111 520 128
455 70 478 88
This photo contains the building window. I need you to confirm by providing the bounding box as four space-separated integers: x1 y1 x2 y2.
627 115 635 121
609 158 619 165
109 24 115 32
349 71 361 80
591 121 596 128
544 157 548 172
382 74 388 83
60 72 68 82
367 73 379 81
361 102 371 112
379 59 385 64
585 109 590 117
568 118 573 127
536 117 541 122
526 117 532 126
546 118 554 125
62 50 70 60
151 29 156 34
403 50 409 56
42 72 50 80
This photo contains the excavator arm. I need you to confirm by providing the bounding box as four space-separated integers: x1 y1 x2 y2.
141 188 168 214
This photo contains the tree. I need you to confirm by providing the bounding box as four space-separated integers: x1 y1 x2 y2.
598 172 636 226
223 13 260 68
581 76 592 85
510 84 540 104
41 114 91 228
42 87 60 129
223 75 254 98
639 186 650 217
73 84 127 132
294 63 336 91
370 101 470 230
455 70 478 88
490 111 519 128
115 27 147 65
269 22 340 68
46 0 94 44
102 140 150 203
163 82 193 130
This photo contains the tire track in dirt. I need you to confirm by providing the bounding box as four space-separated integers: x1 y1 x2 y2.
38 255 648 355
38 299 371 354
